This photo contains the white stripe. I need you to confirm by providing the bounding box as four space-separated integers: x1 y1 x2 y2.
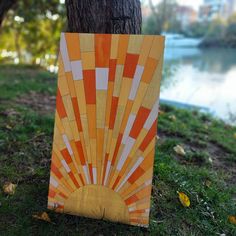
145 179 152 186
117 137 135 171
60 33 71 72
83 165 90 184
71 60 83 80
116 156 144 192
145 209 150 213
50 176 59 188
48 202 55 207
122 114 136 144
61 160 70 173
129 65 144 100
92 168 97 184
128 207 136 212
62 134 73 155
104 160 111 185
96 68 109 90
143 99 159 130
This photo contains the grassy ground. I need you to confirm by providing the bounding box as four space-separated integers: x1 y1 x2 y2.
0 65 235 236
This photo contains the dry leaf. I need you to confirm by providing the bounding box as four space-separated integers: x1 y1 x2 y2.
178 191 190 207
6 125 12 130
158 110 165 115
32 212 51 223
205 180 211 188
3 182 17 195
228 215 236 225
168 115 176 121
174 145 186 156
208 157 213 164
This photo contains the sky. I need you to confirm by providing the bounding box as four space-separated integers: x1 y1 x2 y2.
149 0 204 11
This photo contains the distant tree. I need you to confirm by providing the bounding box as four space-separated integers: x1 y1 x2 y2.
147 0 178 34
0 0 16 27
0 0 66 64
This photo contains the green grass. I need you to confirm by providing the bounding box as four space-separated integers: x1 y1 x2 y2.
0 65 236 235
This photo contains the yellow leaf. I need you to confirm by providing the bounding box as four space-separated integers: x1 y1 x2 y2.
6 125 12 130
32 212 51 223
205 180 211 188
234 133 236 139
178 191 190 207
228 215 236 225
168 115 176 121
174 145 186 156
155 135 160 142
3 182 17 195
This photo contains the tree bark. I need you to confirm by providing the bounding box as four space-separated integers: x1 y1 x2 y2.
0 0 17 27
65 0 142 34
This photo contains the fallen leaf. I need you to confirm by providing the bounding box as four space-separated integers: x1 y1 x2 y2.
6 125 12 130
174 145 186 156
178 191 190 207
168 115 176 121
158 109 165 115
3 182 17 195
32 212 51 223
228 215 236 225
208 157 213 164
205 180 212 188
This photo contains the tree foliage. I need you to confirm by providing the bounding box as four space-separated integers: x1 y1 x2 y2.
0 0 66 64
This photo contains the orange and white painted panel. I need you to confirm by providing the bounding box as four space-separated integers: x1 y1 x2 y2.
48 33 165 227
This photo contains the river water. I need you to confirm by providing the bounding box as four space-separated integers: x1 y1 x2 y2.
161 47 236 124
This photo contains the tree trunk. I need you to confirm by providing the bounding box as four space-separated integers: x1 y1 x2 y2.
65 0 142 34
0 0 17 27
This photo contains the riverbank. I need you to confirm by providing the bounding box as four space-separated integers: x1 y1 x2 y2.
0 65 235 235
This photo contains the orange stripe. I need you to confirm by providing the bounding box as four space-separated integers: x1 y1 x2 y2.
129 209 146 214
125 194 139 205
52 151 62 168
130 106 150 139
71 97 82 132
75 141 86 165
112 175 121 190
102 153 109 184
61 148 72 164
65 33 81 60
139 119 157 152
88 163 93 184
123 53 139 78
117 35 129 64
142 58 158 83
48 189 56 198
83 70 96 104
109 59 117 81
111 133 122 165
128 166 145 184
59 192 68 199
95 34 111 67
68 172 80 188
109 96 119 129
51 163 63 179
56 88 67 118
79 173 85 186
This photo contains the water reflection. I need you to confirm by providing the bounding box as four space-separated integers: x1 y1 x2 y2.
161 48 236 124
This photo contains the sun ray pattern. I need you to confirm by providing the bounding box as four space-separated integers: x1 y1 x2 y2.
48 33 165 227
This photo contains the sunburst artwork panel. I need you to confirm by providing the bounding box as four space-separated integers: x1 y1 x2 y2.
48 33 165 227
